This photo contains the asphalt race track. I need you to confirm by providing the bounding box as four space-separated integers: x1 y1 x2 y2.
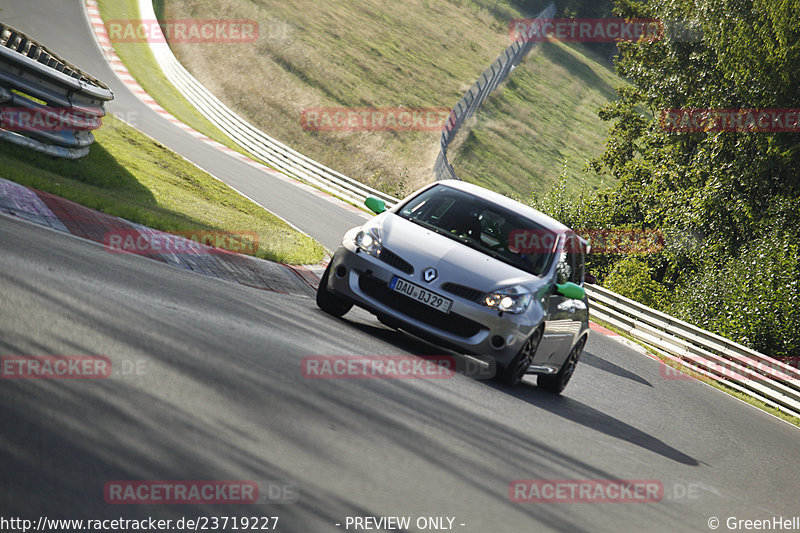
1 0 364 251
1 2 799 532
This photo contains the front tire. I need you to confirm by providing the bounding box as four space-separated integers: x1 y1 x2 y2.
497 327 542 386
538 337 585 394
377 314 402 330
316 262 352 317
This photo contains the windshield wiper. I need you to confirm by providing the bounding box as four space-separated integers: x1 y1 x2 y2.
454 234 507 263
406 217 451 238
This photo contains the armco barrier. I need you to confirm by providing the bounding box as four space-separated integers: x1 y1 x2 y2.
587 285 800 419
0 22 113 159
121 2 797 417
136 0 397 209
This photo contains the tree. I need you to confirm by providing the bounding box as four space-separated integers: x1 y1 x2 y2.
590 0 800 356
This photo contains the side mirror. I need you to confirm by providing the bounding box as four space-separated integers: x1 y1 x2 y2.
556 282 586 300
365 197 387 215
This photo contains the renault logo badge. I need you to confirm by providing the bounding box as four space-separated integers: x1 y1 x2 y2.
422 267 438 283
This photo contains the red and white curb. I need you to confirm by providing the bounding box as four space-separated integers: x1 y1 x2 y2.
80 2 645 349
82 0 368 219
0 176 321 297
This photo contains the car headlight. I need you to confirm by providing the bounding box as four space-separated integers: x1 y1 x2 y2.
483 285 532 314
354 227 382 258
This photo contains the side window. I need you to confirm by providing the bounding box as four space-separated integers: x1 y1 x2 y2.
570 238 585 285
556 236 571 285
557 235 583 285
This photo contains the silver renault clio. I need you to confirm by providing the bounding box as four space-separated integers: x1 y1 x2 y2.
317 180 590 393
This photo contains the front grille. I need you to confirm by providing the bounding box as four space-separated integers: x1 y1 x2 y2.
358 274 483 338
379 248 414 275
441 282 484 303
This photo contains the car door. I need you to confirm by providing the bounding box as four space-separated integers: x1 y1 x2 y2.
534 234 588 365
564 237 589 349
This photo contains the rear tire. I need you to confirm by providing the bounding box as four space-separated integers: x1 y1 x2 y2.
497 327 542 387
538 337 585 394
316 262 352 317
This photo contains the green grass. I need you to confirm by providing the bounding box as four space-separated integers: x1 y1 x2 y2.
96 0 381 210
146 0 620 196
95 0 248 157
0 114 325 265
450 41 623 198
590 317 800 429
98 0 622 199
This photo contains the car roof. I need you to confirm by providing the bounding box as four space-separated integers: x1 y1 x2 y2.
431 180 573 234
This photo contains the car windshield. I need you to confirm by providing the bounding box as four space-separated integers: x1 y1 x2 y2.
397 185 557 276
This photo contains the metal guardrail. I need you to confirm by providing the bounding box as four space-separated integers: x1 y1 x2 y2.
0 22 113 159
587 285 800 419
127 1 798 417
434 3 556 181
426 3 800 418
136 0 397 209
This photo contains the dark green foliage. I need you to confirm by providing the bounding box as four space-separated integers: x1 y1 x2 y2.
604 257 669 309
584 0 800 357
668 224 800 357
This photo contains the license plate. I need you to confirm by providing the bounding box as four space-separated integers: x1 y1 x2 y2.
389 276 452 314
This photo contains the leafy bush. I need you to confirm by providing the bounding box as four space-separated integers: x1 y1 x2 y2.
670 227 800 358
603 257 670 309
584 0 800 358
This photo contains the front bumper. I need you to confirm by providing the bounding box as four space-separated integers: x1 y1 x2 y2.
325 242 541 367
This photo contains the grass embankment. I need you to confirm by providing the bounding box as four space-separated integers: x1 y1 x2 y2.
139 0 619 197
449 41 623 198
0 114 325 264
